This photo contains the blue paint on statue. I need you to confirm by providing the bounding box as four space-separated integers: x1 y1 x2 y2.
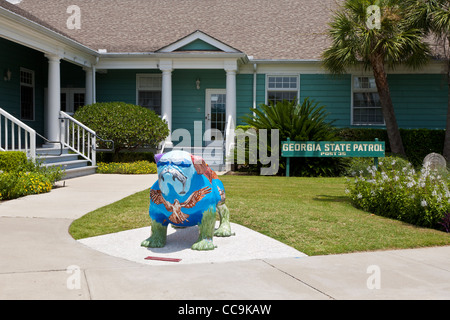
142 150 231 250
149 150 225 227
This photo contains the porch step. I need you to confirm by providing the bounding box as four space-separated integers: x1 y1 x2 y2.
37 153 79 164
36 146 70 156
36 147 96 179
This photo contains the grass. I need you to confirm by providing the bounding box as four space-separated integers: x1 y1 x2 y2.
69 175 450 256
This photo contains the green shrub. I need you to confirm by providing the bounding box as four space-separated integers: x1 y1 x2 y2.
0 151 27 172
346 156 450 230
96 151 155 163
338 128 445 167
97 161 157 174
0 151 63 201
74 102 169 161
0 171 53 200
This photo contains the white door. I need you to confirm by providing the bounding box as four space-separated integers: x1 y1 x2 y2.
205 89 226 143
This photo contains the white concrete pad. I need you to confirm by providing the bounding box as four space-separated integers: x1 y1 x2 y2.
78 222 307 266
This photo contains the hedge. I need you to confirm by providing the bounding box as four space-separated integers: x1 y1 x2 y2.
337 128 445 167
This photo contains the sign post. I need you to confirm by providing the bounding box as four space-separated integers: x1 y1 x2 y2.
281 139 385 177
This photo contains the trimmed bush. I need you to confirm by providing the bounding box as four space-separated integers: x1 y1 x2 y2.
74 102 169 161
96 151 155 163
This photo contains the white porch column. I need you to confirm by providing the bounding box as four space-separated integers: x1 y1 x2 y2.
84 67 93 105
160 60 173 147
45 54 61 143
225 63 237 171
225 67 237 131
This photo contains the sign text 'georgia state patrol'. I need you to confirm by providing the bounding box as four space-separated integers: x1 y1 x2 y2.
281 141 385 158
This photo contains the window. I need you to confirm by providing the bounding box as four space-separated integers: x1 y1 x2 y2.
60 89 85 114
267 76 298 104
352 76 384 125
137 74 162 115
20 68 34 120
73 93 85 112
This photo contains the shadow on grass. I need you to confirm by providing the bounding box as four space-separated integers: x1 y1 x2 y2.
312 194 351 203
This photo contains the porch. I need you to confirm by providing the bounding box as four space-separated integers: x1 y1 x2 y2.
0 33 103 177
0 36 243 173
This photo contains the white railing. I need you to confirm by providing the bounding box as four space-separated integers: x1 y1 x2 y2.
0 108 36 160
59 111 114 167
60 111 98 166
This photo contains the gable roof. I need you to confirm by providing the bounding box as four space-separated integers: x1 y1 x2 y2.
157 30 242 53
6 0 338 60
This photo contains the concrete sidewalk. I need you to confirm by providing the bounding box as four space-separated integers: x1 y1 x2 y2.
0 174 449 300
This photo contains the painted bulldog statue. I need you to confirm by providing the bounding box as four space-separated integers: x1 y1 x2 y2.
141 150 232 250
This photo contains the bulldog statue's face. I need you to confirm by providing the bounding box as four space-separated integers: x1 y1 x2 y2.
156 151 196 196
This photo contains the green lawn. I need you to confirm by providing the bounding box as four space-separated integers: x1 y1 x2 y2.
69 175 450 256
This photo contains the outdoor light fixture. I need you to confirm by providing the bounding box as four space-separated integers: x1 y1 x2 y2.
4 69 11 81
196 78 201 90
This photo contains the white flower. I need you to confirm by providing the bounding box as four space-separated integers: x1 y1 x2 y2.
357 193 363 199
344 189 350 194
391 160 396 166
421 200 427 207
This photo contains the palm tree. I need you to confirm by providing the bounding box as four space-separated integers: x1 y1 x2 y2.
405 0 450 160
322 0 431 156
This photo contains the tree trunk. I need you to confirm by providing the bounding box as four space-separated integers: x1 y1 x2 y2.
370 55 406 156
443 79 450 161
442 55 450 161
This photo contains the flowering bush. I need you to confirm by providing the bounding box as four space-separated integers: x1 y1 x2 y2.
97 161 157 174
0 171 52 200
0 154 63 201
346 156 450 230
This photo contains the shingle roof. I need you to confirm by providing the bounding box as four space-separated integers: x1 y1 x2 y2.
3 0 444 61
5 0 338 60
0 0 78 41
